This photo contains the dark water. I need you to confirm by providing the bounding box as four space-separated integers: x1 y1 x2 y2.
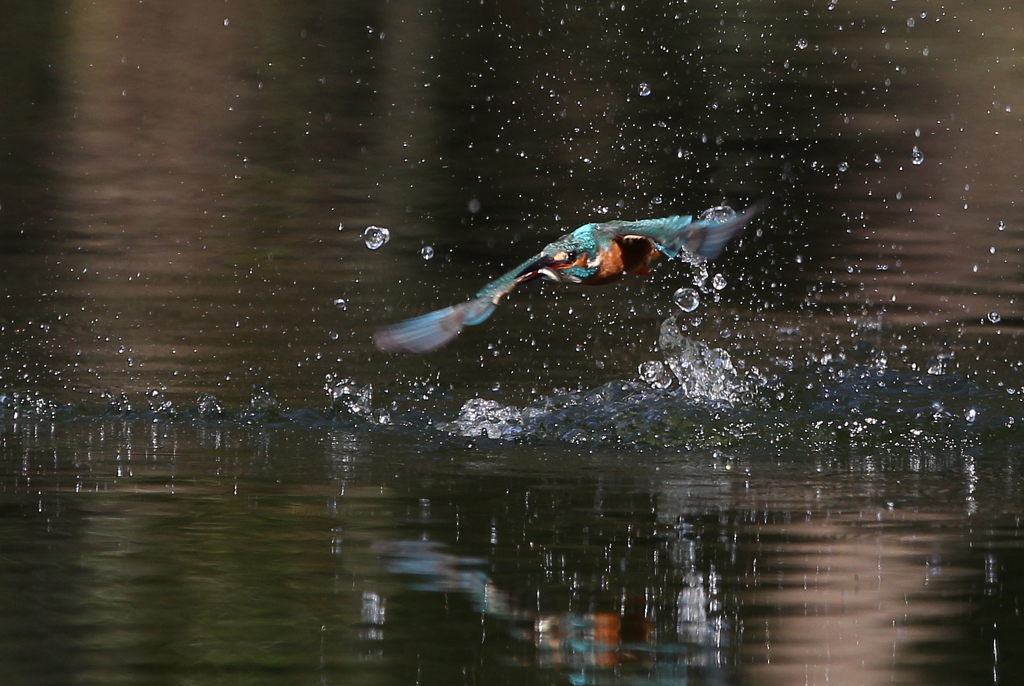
2 1 1023 684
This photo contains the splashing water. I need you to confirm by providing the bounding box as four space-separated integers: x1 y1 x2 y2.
439 398 526 440
441 313 758 443
697 205 737 224
672 287 701 312
638 361 674 390
363 226 391 250
657 315 753 405
325 374 388 424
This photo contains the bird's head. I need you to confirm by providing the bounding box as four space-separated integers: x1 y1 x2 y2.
524 225 603 283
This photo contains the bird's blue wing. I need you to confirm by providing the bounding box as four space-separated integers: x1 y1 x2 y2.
375 297 498 353
685 199 767 259
598 198 766 260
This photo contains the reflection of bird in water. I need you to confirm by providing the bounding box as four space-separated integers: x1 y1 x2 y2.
375 200 766 353
372 539 657 672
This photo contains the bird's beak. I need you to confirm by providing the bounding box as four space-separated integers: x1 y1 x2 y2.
514 252 583 283
514 254 559 281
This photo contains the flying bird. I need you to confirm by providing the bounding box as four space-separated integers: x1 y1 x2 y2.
375 200 765 353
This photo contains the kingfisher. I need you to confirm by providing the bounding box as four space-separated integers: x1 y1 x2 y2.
375 199 766 353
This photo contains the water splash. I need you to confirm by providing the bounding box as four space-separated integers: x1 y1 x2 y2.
325 374 389 424
657 315 753 405
672 287 700 312
638 361 673 389
195 393 226 420
439 398 525 440
363 226 391 250
697 205 737 224
441 314 759 444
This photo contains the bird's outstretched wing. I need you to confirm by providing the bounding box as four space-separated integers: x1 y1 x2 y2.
597 198 767 260
374 252 551 353
373 298 496 354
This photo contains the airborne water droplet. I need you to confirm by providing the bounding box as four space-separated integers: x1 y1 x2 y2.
911 146 925 165
638 361 673 389
421 246 435 260
712 273 727 290
698 205 736 224
988 311 1001 323
796 38 809 50
838 161 849 172
363 226 391 249
672 287 700 312
638 82 651 96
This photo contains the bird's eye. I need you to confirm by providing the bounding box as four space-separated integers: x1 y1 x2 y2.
564 251 577 263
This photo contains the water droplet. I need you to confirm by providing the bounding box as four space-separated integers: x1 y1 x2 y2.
827 0 838 10
988 311 1001 323
911 146 925 165
420 246 435 260
638 361 673 389
337 222 345 231
838 161 849 172
638 82 651 96
698 205 736 224
907 17 915 27
363 226 390 250
468 198 481 213
997 220 1006 231
333 298 347 310
672 287 700 312
965 407 978 423
796 38 809 50
712 273 727 290
874 153 882 164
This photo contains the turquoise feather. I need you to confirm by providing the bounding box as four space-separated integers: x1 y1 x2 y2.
375 199 765 353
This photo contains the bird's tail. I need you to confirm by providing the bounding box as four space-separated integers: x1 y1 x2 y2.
374 296 497 353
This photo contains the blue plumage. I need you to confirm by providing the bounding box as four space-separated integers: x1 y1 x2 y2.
375 199 765 353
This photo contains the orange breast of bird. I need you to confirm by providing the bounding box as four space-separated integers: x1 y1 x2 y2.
583 237 660 285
